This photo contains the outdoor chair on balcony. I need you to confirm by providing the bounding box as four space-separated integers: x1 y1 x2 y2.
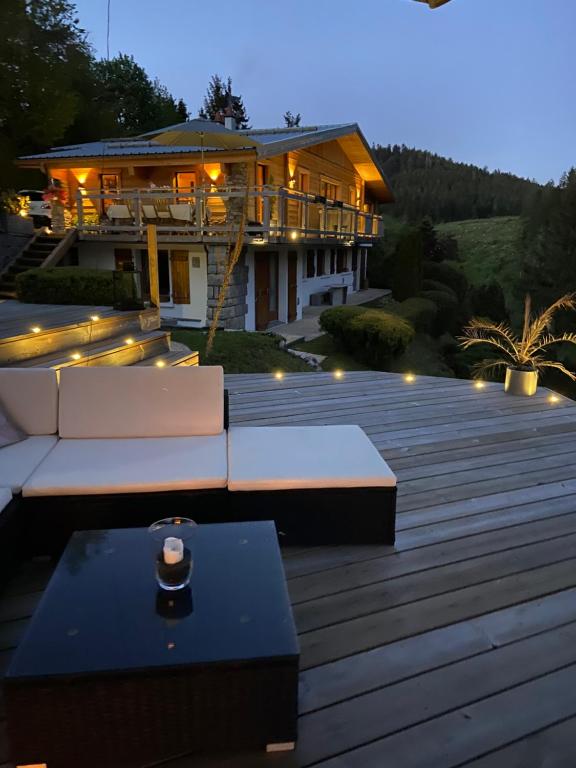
106 204 133 226
142 204 171 222
169 204 195 225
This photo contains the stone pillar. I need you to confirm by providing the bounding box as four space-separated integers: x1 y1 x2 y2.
206 245 249 330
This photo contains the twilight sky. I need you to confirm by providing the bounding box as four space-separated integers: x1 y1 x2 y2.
73 0 575 184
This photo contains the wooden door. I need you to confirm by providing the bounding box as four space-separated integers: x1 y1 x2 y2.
170 251 190 304
287 251 298 322
255 251 278 330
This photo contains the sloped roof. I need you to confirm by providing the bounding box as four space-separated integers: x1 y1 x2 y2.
18 122 393 202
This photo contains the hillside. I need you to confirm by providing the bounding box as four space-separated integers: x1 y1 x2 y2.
437 216 523 318
375 144 540 223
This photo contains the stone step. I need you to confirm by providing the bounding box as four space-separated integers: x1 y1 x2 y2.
132 349 200 367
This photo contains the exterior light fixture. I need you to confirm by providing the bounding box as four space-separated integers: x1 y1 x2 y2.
124 337 135 345
155 360 166 368
71 352 82 360
333 369 344 380
274 371 284 381
288 178 297 190
404 373 415 383
290 231 298 240
19 208 28 218
31 326 41 334
90 315 100 322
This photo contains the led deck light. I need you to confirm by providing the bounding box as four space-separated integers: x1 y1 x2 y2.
474 381 486 389
31 326 41 334
155 360 166 368
333 369 344 380
71 352 82 360
125 337 135 345
274 371 284 381
90 314 100 322
404 373 415 383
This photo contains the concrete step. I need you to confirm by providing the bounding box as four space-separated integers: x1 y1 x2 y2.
19 330 171 369
0 308 160 365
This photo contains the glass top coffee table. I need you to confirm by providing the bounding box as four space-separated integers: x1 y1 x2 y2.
6 521 299 768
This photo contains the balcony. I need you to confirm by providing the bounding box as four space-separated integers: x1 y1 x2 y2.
74 185 384 244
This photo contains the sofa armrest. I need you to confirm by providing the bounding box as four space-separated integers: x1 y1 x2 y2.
224 389 230 431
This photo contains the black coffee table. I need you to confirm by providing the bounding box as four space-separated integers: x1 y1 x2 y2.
5 521 299 768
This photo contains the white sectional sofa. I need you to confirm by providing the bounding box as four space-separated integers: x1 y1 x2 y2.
0 366 397 551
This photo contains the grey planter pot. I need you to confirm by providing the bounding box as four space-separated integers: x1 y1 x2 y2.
504 367 538 396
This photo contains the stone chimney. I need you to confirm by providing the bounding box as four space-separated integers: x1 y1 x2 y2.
224 115 237 130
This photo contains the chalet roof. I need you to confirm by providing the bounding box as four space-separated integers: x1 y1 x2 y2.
18 122 393 202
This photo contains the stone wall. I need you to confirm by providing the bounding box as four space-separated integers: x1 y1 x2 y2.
206 244 248 330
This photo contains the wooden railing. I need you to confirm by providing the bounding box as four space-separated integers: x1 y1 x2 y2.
74 186 384 243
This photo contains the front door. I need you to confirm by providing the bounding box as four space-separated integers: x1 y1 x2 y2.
255 251 278 330
287 251 298 322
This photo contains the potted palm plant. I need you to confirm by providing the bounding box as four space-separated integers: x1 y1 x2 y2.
458 293 576 396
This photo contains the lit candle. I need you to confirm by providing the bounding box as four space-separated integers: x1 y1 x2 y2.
163 537 184 565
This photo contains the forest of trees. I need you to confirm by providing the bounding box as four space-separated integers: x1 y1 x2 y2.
375 144 541 223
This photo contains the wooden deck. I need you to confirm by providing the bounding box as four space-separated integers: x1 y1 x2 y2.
3 371 576 767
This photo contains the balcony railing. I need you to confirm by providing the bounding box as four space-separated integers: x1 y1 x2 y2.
75 186 384 243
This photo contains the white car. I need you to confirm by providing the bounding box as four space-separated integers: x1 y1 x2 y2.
17 190 52 227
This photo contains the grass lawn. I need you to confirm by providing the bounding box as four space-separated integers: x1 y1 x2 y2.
437 216 523 319
171 329 310 374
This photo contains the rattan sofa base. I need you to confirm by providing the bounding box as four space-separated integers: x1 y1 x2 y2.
22 484 396 554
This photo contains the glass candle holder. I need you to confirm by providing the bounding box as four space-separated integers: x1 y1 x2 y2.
148 517 198 591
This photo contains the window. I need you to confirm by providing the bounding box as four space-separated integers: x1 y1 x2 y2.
321 180 339 201
349 186 357 206
316 249 325 277
101 174 119 192
330 249 336 274
336 248 347 273
306 250 315 278
298 171 310 193
174 172 196 192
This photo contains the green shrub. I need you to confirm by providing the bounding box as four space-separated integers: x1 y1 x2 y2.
423 261 468 300
319 306 367 342
469 281 508 322
419 289 460 334
388 297 438 333
391 228 423 301
422 279 458 299
16 267 130 306
347 310 415 368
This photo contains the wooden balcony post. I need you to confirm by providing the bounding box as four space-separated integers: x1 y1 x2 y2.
278 188 285 238
147 224 160 309
263 194 271 237
134 191 142 236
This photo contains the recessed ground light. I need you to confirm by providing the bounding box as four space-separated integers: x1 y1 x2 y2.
404 373 415 383
474 381 486 389
124 337 135 345
71 352 82 360
274 371 284 380
333 369 344 379
90 315 100 322
155 360 166 368
31 326 41 334
548 394 560 403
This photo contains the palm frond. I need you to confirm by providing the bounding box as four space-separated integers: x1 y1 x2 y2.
524 292 576 352
529 332 576 355
457 331 519 361
470 358 509 379
533 360 576 381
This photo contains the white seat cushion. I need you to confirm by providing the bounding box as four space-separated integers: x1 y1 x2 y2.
0 436 58 493
58 366 224 438
0 487 12 515
0 369 58 435
23 435 227 497
227 425 397 491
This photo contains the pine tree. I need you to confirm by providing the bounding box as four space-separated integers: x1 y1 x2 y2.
176 98 189 122
283 111 301 127
198 75 250 128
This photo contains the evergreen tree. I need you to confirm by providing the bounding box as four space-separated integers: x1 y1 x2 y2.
391 227 424 301
283 111 301 127
176 98 189 122
198 75 249 128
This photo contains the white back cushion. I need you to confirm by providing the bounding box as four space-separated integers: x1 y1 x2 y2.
0 368 58 435
59 366 224 438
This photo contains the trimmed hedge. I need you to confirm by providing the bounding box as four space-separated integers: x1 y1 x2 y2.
419 288 459 334
320 305 414 369
16 267 129 306
319 306 368 338
394 297 438 333
423 261 468 300
422 279 457 300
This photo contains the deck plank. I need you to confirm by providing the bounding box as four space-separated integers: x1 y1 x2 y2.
1 371 575 767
